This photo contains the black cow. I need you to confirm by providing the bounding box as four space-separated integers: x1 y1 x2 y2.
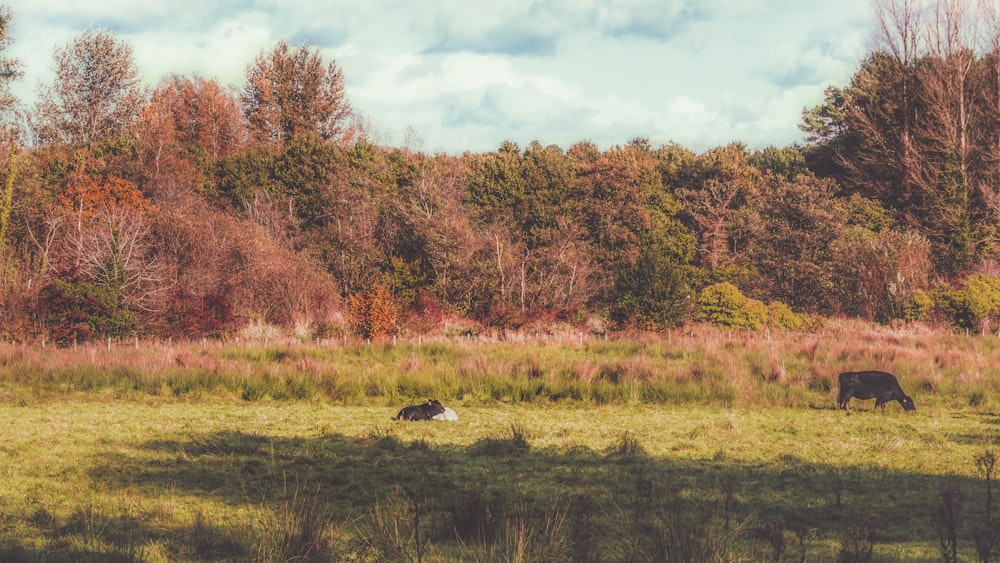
836 370 916 412
395 399 446 421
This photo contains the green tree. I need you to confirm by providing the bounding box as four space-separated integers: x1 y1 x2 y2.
749 146 808 181
601 141 697 329
610 239 695 331
0 150 15 256
273 133 337 229
214 146 279 209
464 140 526 228
0 5 20 285
799 85 850 180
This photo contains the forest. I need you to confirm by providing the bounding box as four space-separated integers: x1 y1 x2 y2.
4 0 1000 345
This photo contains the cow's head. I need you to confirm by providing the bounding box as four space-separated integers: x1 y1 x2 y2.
899 396 916 411
425 399 445 415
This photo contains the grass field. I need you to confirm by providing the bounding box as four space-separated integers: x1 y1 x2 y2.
2 325 1000 561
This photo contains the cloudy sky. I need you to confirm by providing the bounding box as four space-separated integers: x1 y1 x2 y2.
2 1 875 154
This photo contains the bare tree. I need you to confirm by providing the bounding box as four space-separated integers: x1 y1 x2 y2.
973 0 1000 248
70 205 165 311
31 28 144 148
55 176 165 311
841 0 925 211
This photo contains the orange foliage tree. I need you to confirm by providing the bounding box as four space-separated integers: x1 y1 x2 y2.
59 175 155 218
348 281 397 340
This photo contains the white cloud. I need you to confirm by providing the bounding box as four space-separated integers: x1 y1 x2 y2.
0 0 875 154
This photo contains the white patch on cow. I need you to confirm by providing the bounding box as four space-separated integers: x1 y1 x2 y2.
432 407 459 421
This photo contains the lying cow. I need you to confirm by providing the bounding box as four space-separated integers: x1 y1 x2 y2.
837 370 916 412
395 399 446 421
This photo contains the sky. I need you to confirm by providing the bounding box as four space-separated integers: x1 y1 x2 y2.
2 1 876 155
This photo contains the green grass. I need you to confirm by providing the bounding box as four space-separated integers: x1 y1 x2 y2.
4 326 1000 559
0 400 999 561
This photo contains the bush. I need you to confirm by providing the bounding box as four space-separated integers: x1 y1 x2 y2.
697 282 767 331
348 281 398 340
40 278 138 346
934 274 1000 331
163 287 235 338
767 301 809 331
905 289 933 322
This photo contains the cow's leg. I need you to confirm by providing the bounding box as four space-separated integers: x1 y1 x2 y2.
838 387 851 411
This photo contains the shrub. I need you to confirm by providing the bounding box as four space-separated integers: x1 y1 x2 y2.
697 282 767 331
767 301 808 331
163 287 235 338
348 281 398 340
934 274 1000 331
39 278 137 346
904 289 933 322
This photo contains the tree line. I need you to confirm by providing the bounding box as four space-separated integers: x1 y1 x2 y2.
2 1 1000 344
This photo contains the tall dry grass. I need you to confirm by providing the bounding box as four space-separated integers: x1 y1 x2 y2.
2 321 999 409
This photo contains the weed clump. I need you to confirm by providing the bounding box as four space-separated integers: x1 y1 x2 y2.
473 424 531 457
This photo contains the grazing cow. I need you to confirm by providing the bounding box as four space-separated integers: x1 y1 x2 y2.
837 371 916 412
395 399 446 421
432 407 459 421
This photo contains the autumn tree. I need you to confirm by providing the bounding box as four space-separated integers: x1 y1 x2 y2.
802 0 1000 272
150 190 236 336
802 0 924 208
138 75 245 187
736 173 849 312
388 154 484 308
909 0 981 270
242 40 353 147
31 28 144 148
834 228 932 321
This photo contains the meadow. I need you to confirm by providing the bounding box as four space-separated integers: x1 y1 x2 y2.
2 323 1000 561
